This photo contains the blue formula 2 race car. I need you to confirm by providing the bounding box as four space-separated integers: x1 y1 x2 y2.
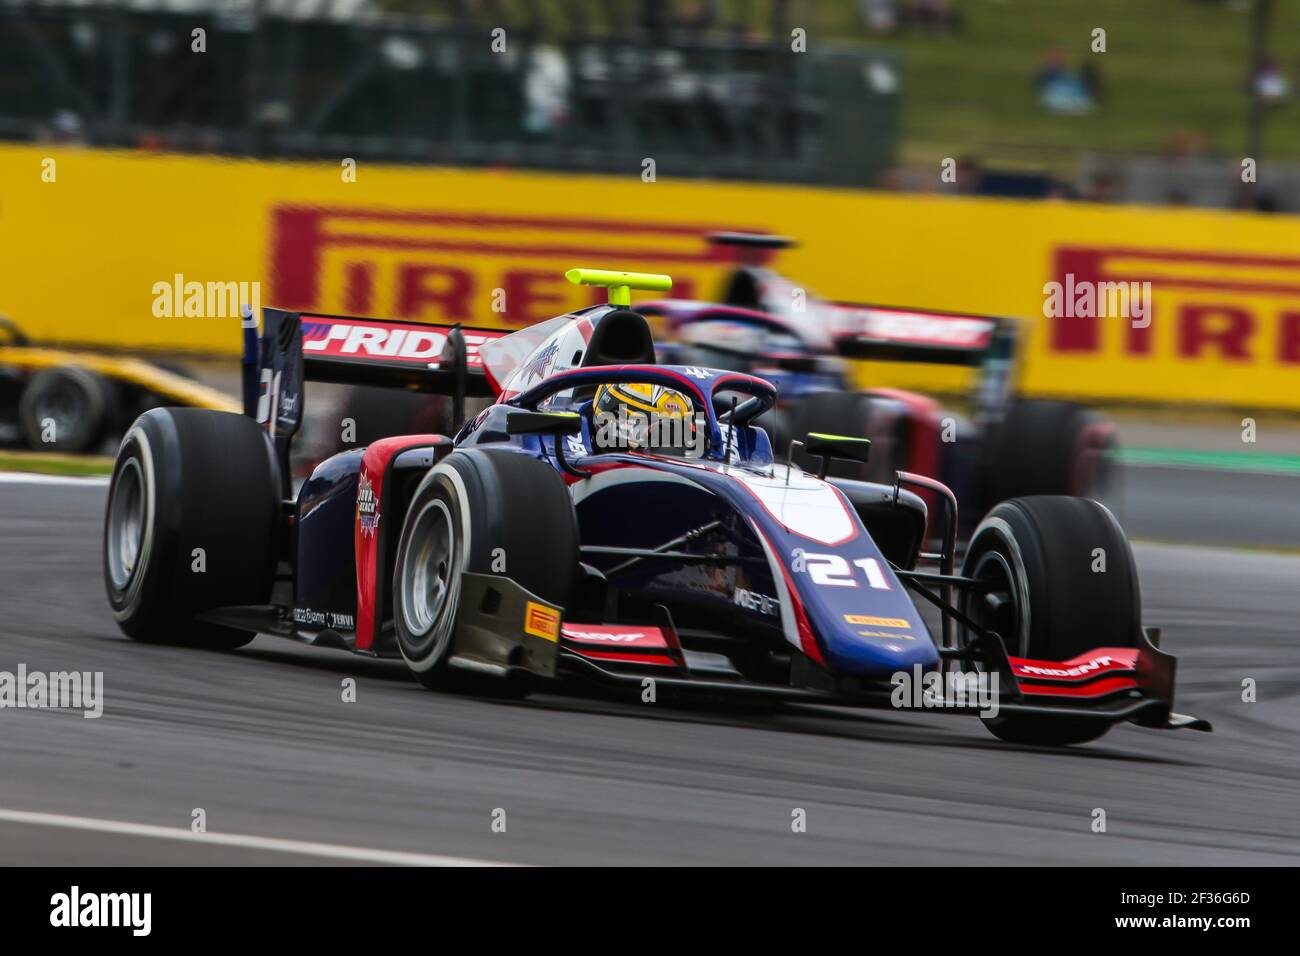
101 269 1208 746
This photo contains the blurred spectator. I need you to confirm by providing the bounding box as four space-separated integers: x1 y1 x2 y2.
1044 180 1073 201
861 0 961 35
908 0 962 34
979 168 1070 199
1226 171 1283 214
875 164 904 190
523 45 570 135
30 111 88 146
1035 49 1093 115
135 132 167 152
1084 170 1121 203
50 111 86 145
1035 49 1067 90
676 0 718 31
1253 192 1281 213
1080 60 1103 103
1251 55 1289 101
955 154 983 194
861 0 900 34
769 0 793 38
1159 129 1212 160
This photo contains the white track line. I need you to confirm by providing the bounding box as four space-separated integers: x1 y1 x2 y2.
0 807 515 866
0 472 109 486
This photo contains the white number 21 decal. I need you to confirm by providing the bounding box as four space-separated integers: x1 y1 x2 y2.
803 554 890 590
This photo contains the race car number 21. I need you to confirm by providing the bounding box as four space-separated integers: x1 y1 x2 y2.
799 553 891 590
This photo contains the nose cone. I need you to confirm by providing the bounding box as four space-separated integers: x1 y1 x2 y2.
821 625 941 680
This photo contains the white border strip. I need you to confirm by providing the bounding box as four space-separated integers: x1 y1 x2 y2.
0 472 110 487
0 807 516 867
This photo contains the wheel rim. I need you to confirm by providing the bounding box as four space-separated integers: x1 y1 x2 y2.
35 379 87 443
965 549 1022 657
107 458 145 590
401 499 455 638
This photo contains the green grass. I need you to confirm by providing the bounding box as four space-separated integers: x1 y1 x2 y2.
818 0 1300 172
1114 447 1300 474
0 452 113 477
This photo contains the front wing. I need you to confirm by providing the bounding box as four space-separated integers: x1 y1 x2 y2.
443 573 1210 734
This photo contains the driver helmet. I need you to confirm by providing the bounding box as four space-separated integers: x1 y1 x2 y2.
592 382 696 452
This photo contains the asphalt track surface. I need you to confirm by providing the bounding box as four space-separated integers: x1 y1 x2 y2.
0 469 1298 866
1119 462 1300 552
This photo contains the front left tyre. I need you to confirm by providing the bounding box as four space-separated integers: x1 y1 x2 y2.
960 495 1141 746
103 408 281 650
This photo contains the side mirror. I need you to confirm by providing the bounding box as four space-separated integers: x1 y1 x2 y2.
508 410 587 478
804 432 871 479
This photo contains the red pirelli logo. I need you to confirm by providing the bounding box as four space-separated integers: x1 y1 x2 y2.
1051 246 1300 365
523 601 561 642
269 206 774 327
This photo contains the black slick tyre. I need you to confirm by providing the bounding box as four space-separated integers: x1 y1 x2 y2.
103 408 280 650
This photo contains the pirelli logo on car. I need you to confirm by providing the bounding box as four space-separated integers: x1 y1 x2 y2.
523 601 561 642
844 615 910 628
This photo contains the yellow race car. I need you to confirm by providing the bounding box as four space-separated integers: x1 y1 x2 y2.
0 317 238 454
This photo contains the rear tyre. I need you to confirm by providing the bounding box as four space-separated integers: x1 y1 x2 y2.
987 399 1115 504
392 449 579 697
103 408 280 650
20 366 110 453
960 496 1140 746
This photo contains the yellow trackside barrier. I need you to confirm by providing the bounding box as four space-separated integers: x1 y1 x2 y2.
1 144 1297 409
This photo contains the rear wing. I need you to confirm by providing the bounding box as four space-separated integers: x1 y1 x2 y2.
825 303 1015 366
242 307 508 492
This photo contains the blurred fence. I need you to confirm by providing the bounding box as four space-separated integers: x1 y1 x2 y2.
0 0 900 186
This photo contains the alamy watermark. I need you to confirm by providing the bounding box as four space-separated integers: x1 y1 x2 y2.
50 886 150 936
891 664 999 718
1043 273 1151 328
0 664 103 718
151 273 260 319
590 408 706 458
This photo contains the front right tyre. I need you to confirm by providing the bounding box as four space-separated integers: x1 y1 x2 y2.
392 448 579 696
